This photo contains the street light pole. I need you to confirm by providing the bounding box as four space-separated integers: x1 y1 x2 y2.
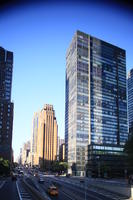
96 156 100 178
98 160 101 178
85 163 86 200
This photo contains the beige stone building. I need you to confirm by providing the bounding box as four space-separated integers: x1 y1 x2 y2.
36 104 58 168
31 112 39 166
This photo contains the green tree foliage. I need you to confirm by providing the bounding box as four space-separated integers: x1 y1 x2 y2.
0 157 10 175
12 162 19 168
51 161 68 173
124 136 133 168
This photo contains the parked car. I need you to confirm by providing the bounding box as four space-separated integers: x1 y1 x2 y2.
48 185 58 196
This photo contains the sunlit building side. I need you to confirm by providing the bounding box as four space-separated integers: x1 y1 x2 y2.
36 104 58 169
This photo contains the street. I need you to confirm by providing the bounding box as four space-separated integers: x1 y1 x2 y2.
0 177 19 200
0 172 130 200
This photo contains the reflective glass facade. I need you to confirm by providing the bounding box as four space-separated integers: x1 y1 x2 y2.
128 68 133 135
0 47 14 162
65 31 128 176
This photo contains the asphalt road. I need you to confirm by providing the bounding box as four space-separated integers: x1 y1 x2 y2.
27 173 123 200
0 177 19 200
41 176 115 200
0 176 39 200
0 173 128 200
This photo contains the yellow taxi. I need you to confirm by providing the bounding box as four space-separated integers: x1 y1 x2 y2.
48 185 58 196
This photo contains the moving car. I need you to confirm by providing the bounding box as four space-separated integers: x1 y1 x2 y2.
34 172 38 177
55 173 59 177
66 173 70 178
48 185 58 196
38 176 44 183
18 170 24 177
11 172 17 181
80 178 85 183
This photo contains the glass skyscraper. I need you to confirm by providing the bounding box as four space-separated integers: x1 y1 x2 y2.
0 47 14 162
65 31 128 176
128 68 133 135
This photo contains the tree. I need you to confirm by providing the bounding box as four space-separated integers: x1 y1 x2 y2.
0 157 10 175
51 161 68 173
59 162 68 173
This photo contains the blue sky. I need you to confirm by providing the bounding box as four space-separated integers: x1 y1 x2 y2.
0 1 133 160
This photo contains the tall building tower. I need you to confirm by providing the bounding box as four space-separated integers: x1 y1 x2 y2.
22 141 30 165
31 112 39 166
128 68 133 135
0 47 14 162
65 31 128 176
59 143 65 162
36 104 58 169
57 136 64 160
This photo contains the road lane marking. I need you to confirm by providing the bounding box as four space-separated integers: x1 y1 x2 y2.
49 177 125 200
16 180 32 200
16 181 23 200
0 180 6 189
60 190 75 200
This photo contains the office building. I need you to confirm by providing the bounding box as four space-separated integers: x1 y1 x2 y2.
65 31 128 176
128 68 133 135
31 112 39 166
59 143 65 162
36 104 58 169
0 47 14 162
22 141 30 165
18 148 22 165
57 136 64 160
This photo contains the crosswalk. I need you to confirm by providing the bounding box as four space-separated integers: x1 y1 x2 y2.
16 180 33 200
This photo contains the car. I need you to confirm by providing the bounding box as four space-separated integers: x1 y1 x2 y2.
80 178 85 183
34 172 38 177
38 176 44 183
18 170 24 177
48 185 58 196
66 173 71 178
11 172 17 181
55 173 59 177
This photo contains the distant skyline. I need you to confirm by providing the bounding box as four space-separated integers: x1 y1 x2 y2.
0 1 133 160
